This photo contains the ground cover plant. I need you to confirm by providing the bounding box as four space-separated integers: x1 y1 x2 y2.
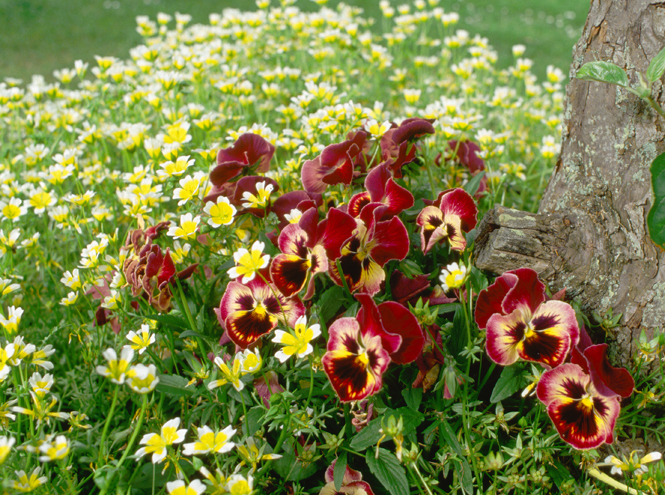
0 1 664 494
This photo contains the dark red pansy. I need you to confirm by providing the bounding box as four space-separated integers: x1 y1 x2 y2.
301 130 369 194
329 204 409 295
348 164 414 220
485 300 579 368
448 140 485 174
271 190 321 228
390 270 457 307
475 267 545 329
321 293 423 402
270 207 356 298
537 363 620 450
571 343 634 399
416 188 478 254
210 133 275 186
215 278 304 349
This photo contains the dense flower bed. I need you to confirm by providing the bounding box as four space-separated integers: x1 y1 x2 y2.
0 1 663 494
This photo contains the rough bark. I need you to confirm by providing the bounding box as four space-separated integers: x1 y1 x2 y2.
474 0 665 368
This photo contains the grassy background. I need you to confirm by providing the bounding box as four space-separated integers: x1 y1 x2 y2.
0 0 590 82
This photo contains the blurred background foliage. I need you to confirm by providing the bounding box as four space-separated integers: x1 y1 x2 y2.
0 0 590 82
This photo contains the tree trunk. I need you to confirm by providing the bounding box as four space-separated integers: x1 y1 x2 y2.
474 0 665 368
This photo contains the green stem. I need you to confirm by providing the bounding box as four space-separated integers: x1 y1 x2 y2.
254 413 292 481
303 363 315 411
174 278 207 364
97 386 120 467
100 394 149 495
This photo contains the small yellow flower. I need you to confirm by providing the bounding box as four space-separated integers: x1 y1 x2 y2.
38 435 70 462
166 480 207 495
167 213 201 240
241 181 273 209
126 363 160 394
126 324 156 355
0 435 15 464
183 425 236 455
439 262 467 292
209 355 244 392
96 346 134 384
204 196 237 228
11 467 48 492
136 417 187 464
0 306 23 335
227 241 270 284
272 316 321 363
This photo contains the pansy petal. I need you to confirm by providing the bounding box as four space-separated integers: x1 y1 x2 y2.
270 254 310 297
474 272 519 329
485 311 523 366
317 208 358 260
515 300 577 367
582 344 634 399
356 294 402 354
501 268 546 316
416 206 445 254
437 188 478 232
348 192 371 218
226 309 277 348
277 224 310 258
378 301 423 364
370 217 410 266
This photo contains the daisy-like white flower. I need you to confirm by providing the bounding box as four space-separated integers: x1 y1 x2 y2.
95 346 134 384
0 198 28 222
60 269 82 291
135 417 187 464
10 467 48 492
167 213 201 240
0 435 15 464
0 343 15 382
38 435 69 462
166 479 207 495
173 172 206 206
227 241 270 284
126 363 160 394
157 155 194 179
272 316 321 363
203 196 236 228
238 349 262 374
126 324 156 355
241 180 273 209
0 306 23 335
208 355 244 392
182 425 237 456
605 451 663 476
439 262 468 292
227 474 254 495
29 372 54 398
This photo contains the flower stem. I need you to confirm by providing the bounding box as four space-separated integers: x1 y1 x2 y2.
97 385 120 467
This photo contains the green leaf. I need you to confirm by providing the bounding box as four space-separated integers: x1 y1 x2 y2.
463 171 485 196
546 459 572 489
490 365 526 403
448 306 468 365
333 451 347 491
439 422 473 494
576 61 629 87
156 374 196 397
647 46 665 83
349 418 382 451
366 449 409 495
402 387 423 411
647 152 665 246
318 286 347 323
140 313 189 330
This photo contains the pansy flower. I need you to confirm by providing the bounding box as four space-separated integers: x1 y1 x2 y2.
320 459 376 495
301 130 369 194
209 133 275 186
571 338 634 400
416 188 478 254
329 204 409 296
347 164 414 220
270 207 356 298
537 363 620 450
216 278 305 349
322 294 423 402
380 118 435 178
477 268 579 368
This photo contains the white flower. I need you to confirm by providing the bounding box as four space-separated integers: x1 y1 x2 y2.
439 262 467 292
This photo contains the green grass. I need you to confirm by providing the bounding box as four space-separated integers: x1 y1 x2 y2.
0 0 589 83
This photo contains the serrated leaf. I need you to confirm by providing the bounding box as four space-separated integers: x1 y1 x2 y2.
463 171 485 196
366 448 409 495
490 365 526 403
334 451 347 491
349 418 382 451
156 374 196 397
647 46 665 83
647 152 665 246
318 286 347 323
576 61 628 87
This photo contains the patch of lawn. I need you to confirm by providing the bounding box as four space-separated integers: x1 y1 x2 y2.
0 0 589 82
